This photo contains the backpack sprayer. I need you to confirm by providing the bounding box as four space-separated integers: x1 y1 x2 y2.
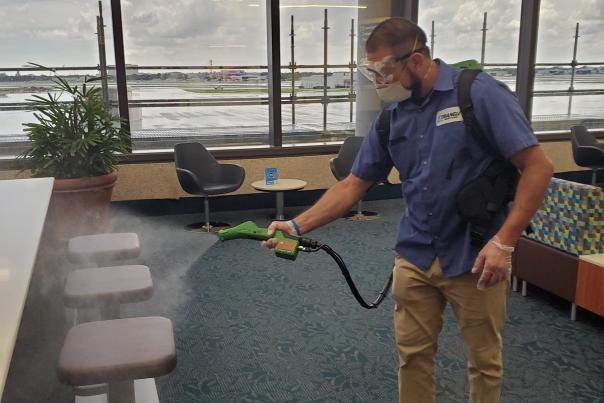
218 221 392 309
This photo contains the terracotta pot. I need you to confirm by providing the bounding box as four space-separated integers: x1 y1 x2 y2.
47 171 118 243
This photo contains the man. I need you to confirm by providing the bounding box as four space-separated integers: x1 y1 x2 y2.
264 18 553 403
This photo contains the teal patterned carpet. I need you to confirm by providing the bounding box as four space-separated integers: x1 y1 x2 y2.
8 198 602 403
111 198 604 403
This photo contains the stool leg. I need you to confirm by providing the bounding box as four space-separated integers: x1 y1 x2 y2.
571 303 577 321
107 380 135 403
75 383 108 397
512 276 518 292
100 303 120 320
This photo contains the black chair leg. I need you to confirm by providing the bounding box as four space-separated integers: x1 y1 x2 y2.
185 197 230 233
592 169 598 186
343 200 378 221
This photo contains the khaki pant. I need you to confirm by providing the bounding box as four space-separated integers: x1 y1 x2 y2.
392 255 508 403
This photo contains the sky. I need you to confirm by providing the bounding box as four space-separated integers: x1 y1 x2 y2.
0 0 602 69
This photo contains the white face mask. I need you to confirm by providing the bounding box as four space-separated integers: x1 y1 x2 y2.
374 82 412 104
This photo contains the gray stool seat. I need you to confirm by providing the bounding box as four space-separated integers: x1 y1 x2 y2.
58 317 176 386
64 265 153 308
68 233 140 264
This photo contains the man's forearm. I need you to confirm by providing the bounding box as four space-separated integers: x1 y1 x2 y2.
497 162 553 246
294 176 371 234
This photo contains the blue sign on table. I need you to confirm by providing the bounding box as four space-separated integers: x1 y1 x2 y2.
264 167 278 185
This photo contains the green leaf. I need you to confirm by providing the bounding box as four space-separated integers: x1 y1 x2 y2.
18 65 131 178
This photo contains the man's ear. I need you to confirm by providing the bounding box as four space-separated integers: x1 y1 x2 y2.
408 52 424 71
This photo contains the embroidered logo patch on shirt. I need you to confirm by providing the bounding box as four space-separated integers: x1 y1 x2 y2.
436 106 463 127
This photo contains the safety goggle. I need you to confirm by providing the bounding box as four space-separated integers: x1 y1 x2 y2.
357 46 426 84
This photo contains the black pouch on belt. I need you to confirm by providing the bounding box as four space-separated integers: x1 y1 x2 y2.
454 69 520 246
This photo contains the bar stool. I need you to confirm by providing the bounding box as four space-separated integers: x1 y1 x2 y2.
64 265 154 399
64 265 153 320
65 233 151 399
58 317 177 403
68 233 141 265
65 233 145 320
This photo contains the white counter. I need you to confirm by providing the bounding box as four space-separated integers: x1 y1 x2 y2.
0 177 54 399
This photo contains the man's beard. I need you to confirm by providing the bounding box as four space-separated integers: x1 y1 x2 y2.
409 70 423 100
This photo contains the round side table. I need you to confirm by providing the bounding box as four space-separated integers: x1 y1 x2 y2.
251 179 307 220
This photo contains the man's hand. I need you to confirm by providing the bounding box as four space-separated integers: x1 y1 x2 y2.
471 236 514 290
259 174 372 250
262 220 297 249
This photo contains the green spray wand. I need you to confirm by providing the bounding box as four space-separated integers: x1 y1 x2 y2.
218 221 392 309
218 220 301 260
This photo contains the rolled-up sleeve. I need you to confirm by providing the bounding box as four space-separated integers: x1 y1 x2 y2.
350 114 394 182
472 74 539 160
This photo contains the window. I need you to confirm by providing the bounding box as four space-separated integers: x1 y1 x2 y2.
121 0 268 151
418 0 522 91
279 1 387 145
533 0 604 133
0 0 114 158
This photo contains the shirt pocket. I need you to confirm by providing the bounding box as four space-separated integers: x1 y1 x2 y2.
435 120 484 179
388 132 418 181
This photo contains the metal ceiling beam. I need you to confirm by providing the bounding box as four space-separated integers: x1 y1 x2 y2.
109 0 130 137
266 0 282 147
516 0 541 118
391 0 418 22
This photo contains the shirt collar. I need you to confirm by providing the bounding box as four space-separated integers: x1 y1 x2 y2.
433 59 455 92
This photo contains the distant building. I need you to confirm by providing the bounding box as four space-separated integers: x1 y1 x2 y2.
241 73 266 82
576 67 595 75
163 72 187 80
107 64 139 76
300 72 351 89
207 69 246 81
548 68 567 75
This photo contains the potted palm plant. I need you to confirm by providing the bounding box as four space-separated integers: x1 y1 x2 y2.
18 67 131 241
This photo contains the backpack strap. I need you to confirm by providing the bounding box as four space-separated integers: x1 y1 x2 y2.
377 108 391 152
457 69 521 246
457 69 500 158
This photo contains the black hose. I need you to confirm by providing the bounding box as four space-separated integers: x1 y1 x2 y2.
318 243 392 309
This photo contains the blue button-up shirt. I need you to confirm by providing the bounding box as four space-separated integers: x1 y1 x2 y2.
351 60 538 278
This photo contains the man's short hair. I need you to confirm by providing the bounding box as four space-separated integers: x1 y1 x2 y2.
366 17 430 57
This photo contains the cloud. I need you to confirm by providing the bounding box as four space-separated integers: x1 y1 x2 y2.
16 4 31 12
0 0 602 68
119 0 269 64
418 0 604 64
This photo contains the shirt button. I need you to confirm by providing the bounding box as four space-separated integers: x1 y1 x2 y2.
423 160 428 165
423 187 428 191
434 236 440 240
420 135 424 139
428 212 433 216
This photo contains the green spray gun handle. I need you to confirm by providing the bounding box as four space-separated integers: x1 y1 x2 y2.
451 59 482 70
218 221 300 260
